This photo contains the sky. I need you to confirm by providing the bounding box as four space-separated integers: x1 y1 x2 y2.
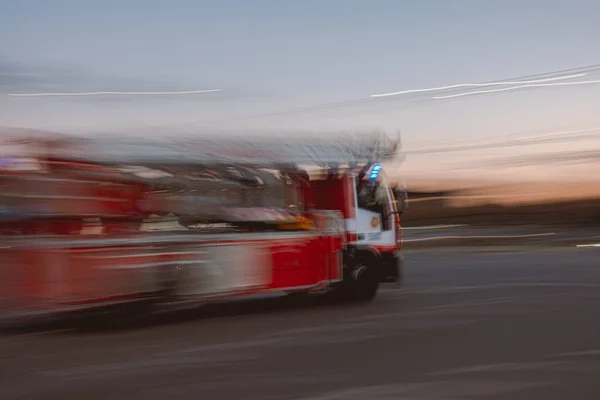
1 0 599 184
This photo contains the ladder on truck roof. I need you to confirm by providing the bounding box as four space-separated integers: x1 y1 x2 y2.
59 131 406 169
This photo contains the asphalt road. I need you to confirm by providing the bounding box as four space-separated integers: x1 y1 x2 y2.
1 246 600 400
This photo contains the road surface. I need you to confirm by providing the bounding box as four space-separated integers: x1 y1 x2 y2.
1 246 600 399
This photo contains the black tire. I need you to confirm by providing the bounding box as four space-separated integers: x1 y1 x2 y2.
335 253 380 303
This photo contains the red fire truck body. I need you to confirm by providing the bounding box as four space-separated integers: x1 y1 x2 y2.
0 131 406 323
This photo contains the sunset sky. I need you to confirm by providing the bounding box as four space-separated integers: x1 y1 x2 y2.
1 0 599 184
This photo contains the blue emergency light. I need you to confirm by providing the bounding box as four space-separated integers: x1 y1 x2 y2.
369 164 382 180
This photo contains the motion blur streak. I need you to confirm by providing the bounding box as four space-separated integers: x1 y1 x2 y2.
432 79 600 99
513 128 600 141
7 89 223 97
370 73 585 98
403 232 557 243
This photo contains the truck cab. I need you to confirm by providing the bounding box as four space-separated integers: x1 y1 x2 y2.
308 163 404 297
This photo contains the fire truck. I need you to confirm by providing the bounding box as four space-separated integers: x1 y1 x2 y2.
0 131 406 323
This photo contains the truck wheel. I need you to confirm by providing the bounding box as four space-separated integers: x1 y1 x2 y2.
335 254 380 303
